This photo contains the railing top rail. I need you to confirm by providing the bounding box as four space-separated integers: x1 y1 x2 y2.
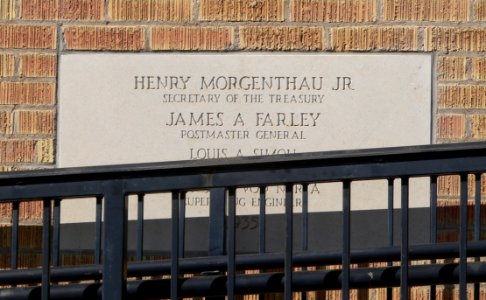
2 142 486 186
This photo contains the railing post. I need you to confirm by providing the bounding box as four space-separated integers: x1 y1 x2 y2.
459 174 468 300
400 177 409 300
209 188 226 256
171 191 180 300
102 180 127 299
284 184 294 300
342 181 351 300
207 188 226 300
41 198 51 300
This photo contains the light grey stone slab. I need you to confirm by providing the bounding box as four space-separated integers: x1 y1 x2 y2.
58 53 431 166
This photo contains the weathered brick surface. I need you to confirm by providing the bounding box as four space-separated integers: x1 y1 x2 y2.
472 57 486 81
19 202 44 221
471 115 486 139
108 0 191 21
384 0 469 21
200 0 283 21
0 0 15 19
16 110 54 134
150 27 233 50
438 56 467 81
475 0 486 20
0 140 36 163
21 0 103 20
0 82 56 105
240 26 323 50
331 27 418 51
0 25 56 49
438 175 460 197
291 0 376 22
439 85 486 108
438 174 486 199
426 27 486 52
0 54 14 77
64 26 145 51
20 54 57 77
436 114 465 139
36 139 53 163
0 110 12 134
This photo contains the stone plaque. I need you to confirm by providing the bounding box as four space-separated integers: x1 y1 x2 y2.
58 54 432 223
58 54 431 166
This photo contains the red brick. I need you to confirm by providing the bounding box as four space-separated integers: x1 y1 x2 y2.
0 166 12 172
20 54 57 77
0 110 12 134
16 110 54 134
0 140 36 163
64 26 145 51
150 27 233 51
200 0 284 21
439 85 486 109
291 0 376 22
19 202 43 222
109 0 191 21
472 57 486 81
0 54 14 77
0 25 56 49
436 114 465 139
438 175 460 197
22 0 103 20
0 0 15 19
437 174 486 199
437 56 467 81
471 115 486 140
384 0 469 21
36 139 53 163
331 27 419 51
426 27 486 52
240 26 323 50
0 82 56 105
475 0 486 21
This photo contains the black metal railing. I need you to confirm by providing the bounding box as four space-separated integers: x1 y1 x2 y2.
1 142 486 299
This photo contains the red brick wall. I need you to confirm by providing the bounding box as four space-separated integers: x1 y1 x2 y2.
0 1 485 297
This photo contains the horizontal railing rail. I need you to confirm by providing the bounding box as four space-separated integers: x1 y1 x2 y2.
1 142 486 299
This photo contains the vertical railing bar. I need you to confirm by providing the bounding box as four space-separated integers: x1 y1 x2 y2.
400 177 409 300
179 192 186 259
95 196 103 265
342 181 351 300
474 173 481 300
302 184 309 252
171 191 180 300
430 176 438 300
258 186 266 300
284 184 293 300
227 188 236 300
259 186 266 254
41 198 51 300
387 178 394 247
386 178 394 300
209 188 226 256
459 174 468 300
474 174 481 241
102 182 127 299
136 193 145 261
301 184 309 300
11 201 19 270
52 198 61 267
430 176 438 243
